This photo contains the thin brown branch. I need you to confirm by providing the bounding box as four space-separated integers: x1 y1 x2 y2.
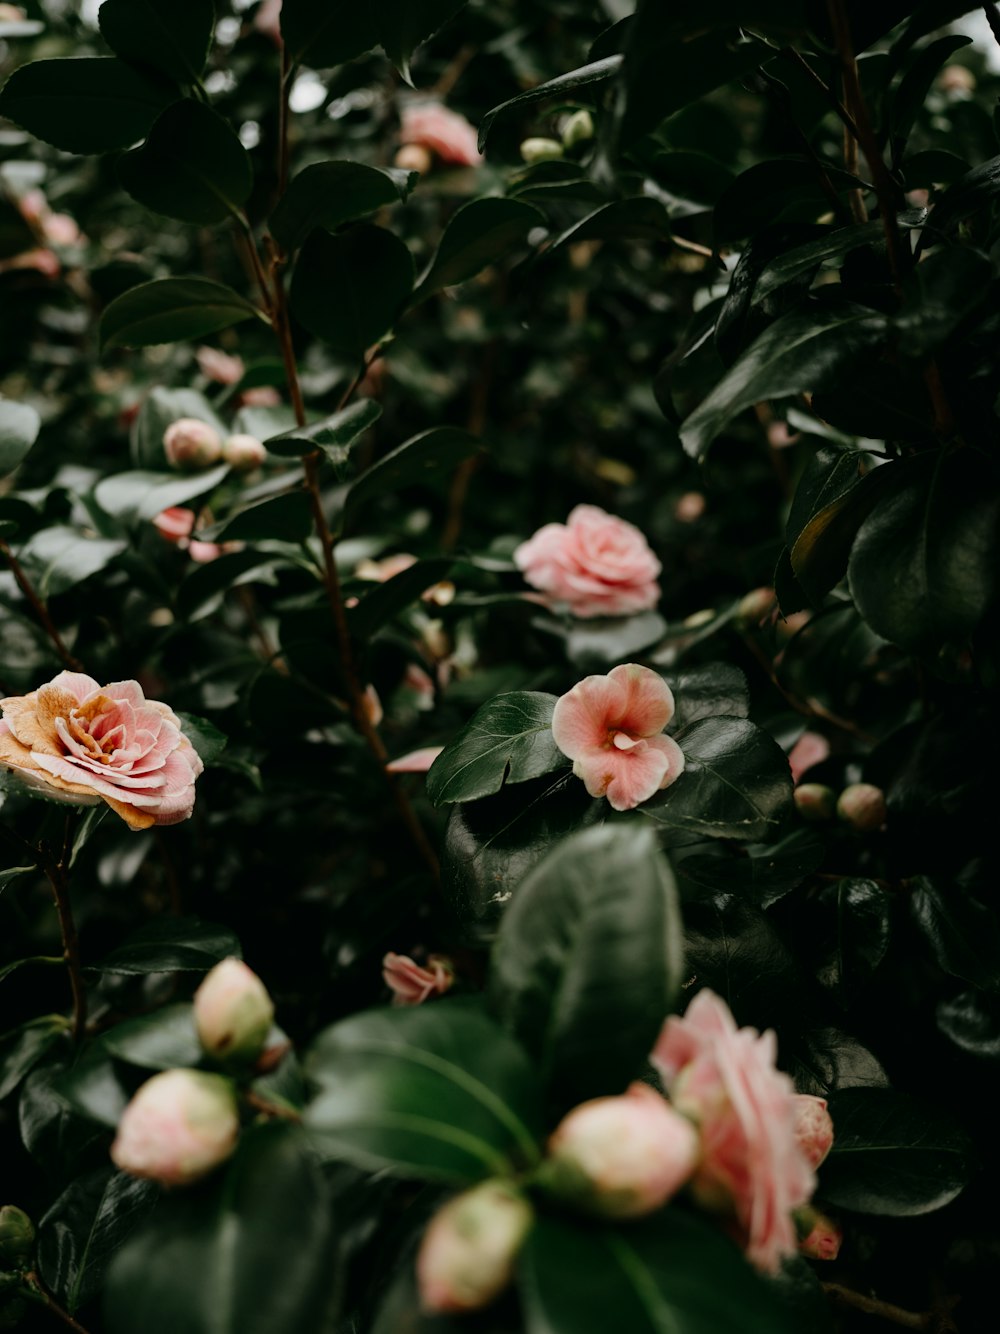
278 47 292 198
442 340 497 550
234 217 274 318
244 1089 303 1121
40 816 86 1043
23 1275 94 1334
822 1282 929 1330
0 540 84 672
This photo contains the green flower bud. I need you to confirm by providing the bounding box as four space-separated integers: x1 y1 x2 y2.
561 109 595 149
519 137 563 165
794 784 837 822
0 1208 34 1266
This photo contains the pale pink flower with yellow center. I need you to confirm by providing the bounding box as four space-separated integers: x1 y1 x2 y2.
382 952 454 1005
551 663 684 812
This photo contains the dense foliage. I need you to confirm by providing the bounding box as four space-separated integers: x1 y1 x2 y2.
2 0 999 1330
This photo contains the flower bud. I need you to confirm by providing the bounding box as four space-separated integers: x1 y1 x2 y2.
796 1205 843 1261
0 1207 35 1266
152 506 196 545
519 137 564 165
394 143 433 174
111 1069 239 1186
674 491 706 523
792 1094 834 1170
735 586 776 629
222 433 267 472
794 783 837 822
542 1082 699 1219
836 783 887 832
194 957 274 1063
416 1180 533 1315
163 418 223 470
561 108 595 149
0 5 26 21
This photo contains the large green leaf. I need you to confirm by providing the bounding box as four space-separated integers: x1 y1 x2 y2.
713 160 868 245
92 917 241 975
544 197 669 258
98 0 215 85
342 426 479 530
0 1016 67 1102
753 221 884 302
347 556 456 639
813 878 892 1006
99 1004 203 1070
520 1210 795 1334
289 225 414 359
490 824 682 1112
373 0 468 81
478 56 622 152
104 1125 336 1334
414 198 543 299
642 716 793 840
118 100 252 226
15 527 127 598
94 465 230 526
211 491 312 545
820 1087 971 1216
0 399 40 479
304 1000 543 1182
662 662 748 731
848 452 1000 653
100 278 261 350
0 57 176 154
280 0 378 70
894 246 992 359
889 34 971 159
427 692 564 806
676 828 824 908
264 399 381 461
680 307 888 460
909 875 1000 992
269 160 416 253
921 152 1000 245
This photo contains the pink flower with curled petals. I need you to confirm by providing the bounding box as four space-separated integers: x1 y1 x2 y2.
382 952 454 1006
399 102 483 167
787 731 830 785
552 663 684 812
651 990 816 1274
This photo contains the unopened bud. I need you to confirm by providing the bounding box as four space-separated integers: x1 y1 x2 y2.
519 137 563 165
796 1205 843 1261
674 491 706 523
542 1083 699 1219
794 783 837 822
111 1069 239 1186
416 1180 533 1315
837 783 887 832
792 1094 834 1169
163 418 223 470
938 65 975 95
222 433 267 472
736 586 776 629
0 1207 35 1266
561 108 595 149
194 958 275 1063
394 144 433 174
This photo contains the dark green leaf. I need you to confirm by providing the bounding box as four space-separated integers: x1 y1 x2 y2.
682 896 805 1023
99 0 214 85
0 399 40 478
643 716 793 840
820 1087 971 1216
894 246 992 359
176 713 228 765
100 278 261 350
0 1016 67 1102
118 100 252 225
662 662 749 730
491 824 682 1112
280 0 378 69
264 399 381 461
15 527 127 598
304 1000 543 1181
0 57 176 154
210 492 312 544
414 198 542 299
921 152 1000 245
909 875 1000 992
94 465 229 526
478 56 622 152
92 917 241 975
427 692 564 805
289 225 414 358
814 879 892 1005
343 427 479 529
889 35 971 157
544 197 669 257
676 827 824 908
347 557 455 639
791 1026 889 1098
564 611 667 671
936 991 1000 1061
714 160 868 245
100 1004 203 1070
754 221 883 302
0 863 36 894
269 160 416 253
374 0 468 81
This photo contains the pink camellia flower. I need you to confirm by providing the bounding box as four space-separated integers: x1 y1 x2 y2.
551 663 685 812
797 1206 843 1261
385 745 445 774
514 504 661 619
382 952 454 1006
787 731 830 785
253 0 282 45
0 671 203 831
196 345 244 385
651 990 816 1274
194 958 275 1063
399 102 483 168
545 1082 699 1219
111 1069 239 1186
239 385 281 408
163 417 223 470
417 1180 533 1315
792 1095 835 1170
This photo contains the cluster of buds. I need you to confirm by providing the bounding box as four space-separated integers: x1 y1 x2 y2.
519 108 595 165
162 418 267 473
794 780 887 832
111 959 274 1187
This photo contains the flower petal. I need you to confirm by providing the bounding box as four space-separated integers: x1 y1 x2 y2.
607 663 675 735
551 672 628 761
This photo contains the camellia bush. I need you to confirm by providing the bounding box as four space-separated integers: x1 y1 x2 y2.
1 0 999 1329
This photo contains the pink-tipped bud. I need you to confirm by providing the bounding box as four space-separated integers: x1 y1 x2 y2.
152 507 196 545
674 491 706 524
794 783 837 823
796 1205 843 1261
194 957 275 1063
222 433 267 472
792 1095 834 1170
416 1180 533 1315
736 586 776 629
110 1069 239 1186
836 783 887 832
394 144 433 174
543 1082 699 1219
163 418 223 470
382 952 454 1005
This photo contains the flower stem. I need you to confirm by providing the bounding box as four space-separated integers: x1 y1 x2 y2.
0 540 84 673
40 815 87 1043
822 1281 930 1330
22 1274 93 1334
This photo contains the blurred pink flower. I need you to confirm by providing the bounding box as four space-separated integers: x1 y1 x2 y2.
514 504 661 618
163 417 223 470
253 0 282 45
196 345 244 385
651 990 815 1274
111 1070 239 1186
386 745 445 773
417 1180 532 1314
153 507 196 544
792 1095 835 1170
551 663 684 811
239 385 281 408
194 958 274 1063
787 731 830 785
399 102 483 167
0 248 60 278
798 1207 842 1261
382 952 454 1005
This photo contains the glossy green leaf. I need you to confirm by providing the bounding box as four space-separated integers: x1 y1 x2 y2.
682 894 806 1021
491 824 682 1111
642 716 793 840
269 160 416 254
0 864 36 894
105 1125 337 1334
662 662 749 731
909 875 1000 992
754 221 883 302
347 557 455 639
0 1016 67 1102
894 246 992 359
176 713 228 765
921 152 1000 244
714 160 868 246
211 492 312 544
289 225 414 358
15 527 127 598
92 917 241 975
279 0 378 69
889 34 971 157
94 465 229 526
343 427 479 529
100 278 260 350
118 100 252 226
414 197 542 299
820 1087 972 1216
98 0 215 85
374 0 468 81
677 828 824 908
545 197 670 257
0 399 40 477
264 399 381 461
100 1004 203 1070
680 307 888 460
478 56 622 152
814 878 892 1005
427 692 564 805
0 57 176 154
304 1000 543 1181
564 611 667 671
848 452 1000 652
